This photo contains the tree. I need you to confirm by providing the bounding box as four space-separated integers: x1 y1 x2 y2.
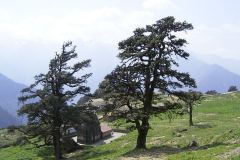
228 86 238 92
18 41 92 160
99 17 196 149
178 90 203 126
205 90 218 95
77 95 91 105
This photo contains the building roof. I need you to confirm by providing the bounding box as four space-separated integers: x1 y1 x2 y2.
101 125 112 133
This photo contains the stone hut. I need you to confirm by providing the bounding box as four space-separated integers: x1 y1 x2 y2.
76 114 102 144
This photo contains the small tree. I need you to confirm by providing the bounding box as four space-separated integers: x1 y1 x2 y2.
178 90 203 126
205 90 218 95
228 86 238 92
18 41 92 160
77 95 91 105
99 17 195 149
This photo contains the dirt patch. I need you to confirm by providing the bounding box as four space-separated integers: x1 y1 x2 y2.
204 99 213 102
120 149 168 160
121 146 183 160
217 147 240 159
198 113 217 116
149 136 166 146
226 139 240 144
119 156 167 160
204 113 216 116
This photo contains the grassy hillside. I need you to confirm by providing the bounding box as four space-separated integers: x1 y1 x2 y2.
0 128 53 160
1 92 240 160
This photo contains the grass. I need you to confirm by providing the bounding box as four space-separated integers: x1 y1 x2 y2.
0 92 240 159
0 129 54 160
0 144 53 160
69 92 240 160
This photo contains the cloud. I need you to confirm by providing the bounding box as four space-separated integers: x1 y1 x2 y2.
0 7 121 43
0 6 158 45
142 0 179 10
185 23 240 59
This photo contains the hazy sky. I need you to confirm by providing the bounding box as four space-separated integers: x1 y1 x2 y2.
0 0 240 88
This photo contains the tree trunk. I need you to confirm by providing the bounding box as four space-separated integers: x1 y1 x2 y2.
136 118 149 149
189 106 193 126
53 128 62 160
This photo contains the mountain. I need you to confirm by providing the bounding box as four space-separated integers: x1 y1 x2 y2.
0 73 27 127
195 54 240 76
0 106 20 128
179 57 240 93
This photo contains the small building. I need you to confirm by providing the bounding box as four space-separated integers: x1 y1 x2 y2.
72 114 113 144
101 125 113 138
63 102 114 144
76 114 102 144
77 123 102 144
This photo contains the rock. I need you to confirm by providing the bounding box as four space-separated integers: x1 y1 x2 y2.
188 140 198 148
176 133 182 137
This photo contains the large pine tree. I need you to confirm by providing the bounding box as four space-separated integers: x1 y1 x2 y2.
18 41 92 160
99 17 196 149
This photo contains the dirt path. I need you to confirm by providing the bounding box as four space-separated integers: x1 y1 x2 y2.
119 156 166 160
217 147 240 159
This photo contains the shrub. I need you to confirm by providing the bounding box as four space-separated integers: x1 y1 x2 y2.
228 86 238 92
7 125 17 133
205 90 218 95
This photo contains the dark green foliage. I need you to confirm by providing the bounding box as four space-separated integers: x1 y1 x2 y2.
205 90 218 95
7 125 17 133
14 136 29 146
62 137 82 153
18 41 92 160
77 95 91 105
92 88 102 98
99 17 195 149
228 86 238 92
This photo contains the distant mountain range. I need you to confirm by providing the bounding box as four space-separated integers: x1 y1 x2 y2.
0 73 27 128
179 57 240 93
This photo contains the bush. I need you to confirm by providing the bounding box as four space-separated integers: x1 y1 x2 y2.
205 90 218 95
228 86 238 92
7 125 17 133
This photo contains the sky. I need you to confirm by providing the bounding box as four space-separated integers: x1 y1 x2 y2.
0 0 240 90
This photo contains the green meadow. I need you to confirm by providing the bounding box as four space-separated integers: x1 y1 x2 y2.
1 92 240 160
